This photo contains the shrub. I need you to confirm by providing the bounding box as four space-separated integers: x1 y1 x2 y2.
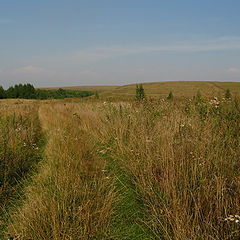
136 84 145 100
167 91 173 100
225 88 232 99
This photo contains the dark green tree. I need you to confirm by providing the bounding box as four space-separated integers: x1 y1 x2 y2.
0 86 5 99
0 86 6 99
225 89 231 99
56 88 67 98
167 91 173 100
6 86 15 98
136 84 145 100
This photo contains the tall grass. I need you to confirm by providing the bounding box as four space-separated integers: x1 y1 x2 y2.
97 97 240 239
7 103 115 240
0 102 43 237
3 96 240 239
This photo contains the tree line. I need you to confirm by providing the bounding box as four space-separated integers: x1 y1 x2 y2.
0 84 94 100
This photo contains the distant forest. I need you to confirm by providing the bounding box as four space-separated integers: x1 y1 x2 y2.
0 84 94 100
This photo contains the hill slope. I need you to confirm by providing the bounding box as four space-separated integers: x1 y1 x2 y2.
44 81 240 99
100 81 240 99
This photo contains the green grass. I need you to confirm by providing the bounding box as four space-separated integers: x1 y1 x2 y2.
99 146 157 240
0 109 45 239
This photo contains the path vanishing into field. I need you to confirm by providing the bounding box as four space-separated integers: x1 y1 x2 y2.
5 102 156 240
3 96 240 240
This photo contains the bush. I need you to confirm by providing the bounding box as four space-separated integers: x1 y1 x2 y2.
167 91 173 100
136 84 145 100
0 84 94 100
225 89 232 99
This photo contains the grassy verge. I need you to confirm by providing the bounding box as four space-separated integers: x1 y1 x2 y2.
0 103 44 239
98 146 156 240
6 103 115 240
97 97 240 239
1 96 239 239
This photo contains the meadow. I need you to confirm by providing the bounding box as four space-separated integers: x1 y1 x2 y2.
0 81 240 240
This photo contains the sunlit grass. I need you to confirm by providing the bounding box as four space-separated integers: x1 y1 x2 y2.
1 94 240 239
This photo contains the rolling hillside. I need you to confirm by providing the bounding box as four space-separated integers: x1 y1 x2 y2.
42 85 118 93
45 81 240 99
100 81 240 99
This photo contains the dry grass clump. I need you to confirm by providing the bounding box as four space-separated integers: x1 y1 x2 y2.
7 103 115 240
2 96 240 239
97 97 240 239
0 102 42 196
0 101 42 238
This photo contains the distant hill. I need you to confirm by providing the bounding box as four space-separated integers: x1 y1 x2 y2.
44 81 240 100
100 81 240 99
42 85 118 92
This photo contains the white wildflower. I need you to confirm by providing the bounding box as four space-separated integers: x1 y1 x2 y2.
224 214 240 223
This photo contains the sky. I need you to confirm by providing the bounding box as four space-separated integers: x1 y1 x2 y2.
0 0 240 88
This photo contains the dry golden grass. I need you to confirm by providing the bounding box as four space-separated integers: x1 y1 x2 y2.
100 81 240 100
43 81 240 100
95 98 240 239
0 100 43 238
2 92 240 239
7 103 115 240
42 85 118 93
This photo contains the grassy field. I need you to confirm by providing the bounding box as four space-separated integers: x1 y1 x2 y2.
44 81 240 100
100 81 240 100
1 81 240 239
42 85 118 93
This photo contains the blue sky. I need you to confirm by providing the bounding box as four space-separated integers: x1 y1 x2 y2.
0 0 240 88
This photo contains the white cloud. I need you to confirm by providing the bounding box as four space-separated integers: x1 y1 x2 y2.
15 65 45 73
71 36 240 63
227 67 240 73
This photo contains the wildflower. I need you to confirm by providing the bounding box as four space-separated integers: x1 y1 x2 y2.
224 214 240 223
99 149 107 154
